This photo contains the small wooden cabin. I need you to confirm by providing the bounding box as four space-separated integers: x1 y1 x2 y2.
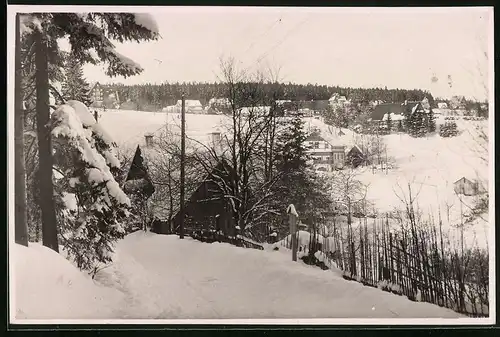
346 145 365 168
453 177 485 196
171 161 237 237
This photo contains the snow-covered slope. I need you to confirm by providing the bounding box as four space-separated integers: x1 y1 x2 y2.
98 109 226 153
12 243 124 320
92 231 463 320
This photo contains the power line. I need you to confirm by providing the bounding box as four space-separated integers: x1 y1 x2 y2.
241 16 283 57
242 14 311 75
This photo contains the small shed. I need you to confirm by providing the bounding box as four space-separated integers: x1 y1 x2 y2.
346 145 365 168
453 177 484 196
171 160 237 236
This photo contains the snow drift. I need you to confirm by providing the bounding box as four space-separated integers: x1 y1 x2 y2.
13 243 123 320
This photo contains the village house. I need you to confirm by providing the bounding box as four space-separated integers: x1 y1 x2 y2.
453 177 486 196
421 97 431 110
205 98 231 114
329 93 350 109
449 96 467 110
304 131 345 171
89 82 104 107
370 100 426 131
437 102 449 109
290 100 329 117
176 99 204 114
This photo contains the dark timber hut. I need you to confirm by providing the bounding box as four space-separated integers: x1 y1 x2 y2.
171 160 237 237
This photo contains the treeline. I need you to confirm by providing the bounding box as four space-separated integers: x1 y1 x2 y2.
102 82 434 110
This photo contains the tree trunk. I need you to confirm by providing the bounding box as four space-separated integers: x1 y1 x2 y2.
14 13 29 246
35 30 59 253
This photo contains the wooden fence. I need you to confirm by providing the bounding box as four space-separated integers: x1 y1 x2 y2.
279 215 489 317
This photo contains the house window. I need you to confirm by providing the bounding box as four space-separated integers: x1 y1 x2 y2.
324 143 329 149
314 142 319 149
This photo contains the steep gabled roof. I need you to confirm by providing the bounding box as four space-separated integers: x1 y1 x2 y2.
371 103 405 121
305 131 325 142
371 102 423 121
454 176 474 185
89 82 100 92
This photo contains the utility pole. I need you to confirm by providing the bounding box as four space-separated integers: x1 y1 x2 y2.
179 94 186 239
287 204 298 262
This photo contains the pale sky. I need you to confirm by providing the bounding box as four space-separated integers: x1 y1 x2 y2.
81 7 493 101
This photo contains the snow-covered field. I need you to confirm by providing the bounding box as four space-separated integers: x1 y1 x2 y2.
99 109 491 249
13 231 471 322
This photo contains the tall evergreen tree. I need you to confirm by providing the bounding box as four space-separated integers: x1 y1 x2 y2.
62 53 92 106
15 14 29 246
20 13 159 252
274 113 332 230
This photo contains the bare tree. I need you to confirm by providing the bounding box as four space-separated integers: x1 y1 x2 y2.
186 57 285 233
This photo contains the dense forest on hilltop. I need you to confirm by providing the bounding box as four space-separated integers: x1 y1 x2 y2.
100 82 435 111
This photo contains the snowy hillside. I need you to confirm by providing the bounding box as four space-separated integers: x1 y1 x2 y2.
99 109 491 248
13 232 468 321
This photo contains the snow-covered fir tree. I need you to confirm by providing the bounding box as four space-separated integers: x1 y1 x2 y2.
50 100 131 276
386 113 392 133
408 106 427 137
439 121 459 138
17 12 159 253
427 107 436 133
61 53 92 106
123 145 155 232
274 112 332 231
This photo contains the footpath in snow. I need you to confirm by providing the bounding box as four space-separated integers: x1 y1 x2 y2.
98 231 462 319
14 232 465 320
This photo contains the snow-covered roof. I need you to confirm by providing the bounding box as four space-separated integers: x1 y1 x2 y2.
239 106 271 115
176 100 203 107
209 98 230 105
305 131 325 142
89 82 100 92
382 113 405 121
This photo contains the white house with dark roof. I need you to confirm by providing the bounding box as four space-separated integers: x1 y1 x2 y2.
305 131 345 171
89 82 104 107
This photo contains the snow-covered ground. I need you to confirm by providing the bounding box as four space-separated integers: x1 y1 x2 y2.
98 109 491 249
13 232 475 322
13 243 123 320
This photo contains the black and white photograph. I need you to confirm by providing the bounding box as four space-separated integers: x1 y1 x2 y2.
7 5 495 324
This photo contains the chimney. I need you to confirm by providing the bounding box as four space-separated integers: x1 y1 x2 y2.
94 110 98 122
145 133 154 147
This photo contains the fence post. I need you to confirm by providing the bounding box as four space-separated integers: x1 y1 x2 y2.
389 233 395 284
287 204 298 262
